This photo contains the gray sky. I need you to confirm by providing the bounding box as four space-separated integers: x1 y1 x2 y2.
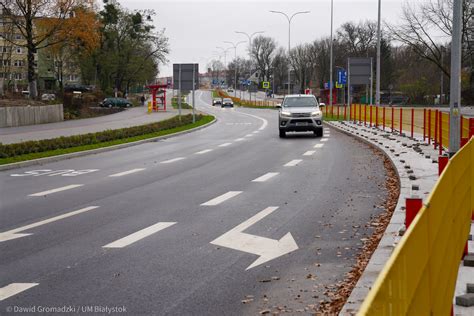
120 0 408 77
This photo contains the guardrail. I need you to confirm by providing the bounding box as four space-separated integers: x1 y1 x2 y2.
356 136 473 315
324 104 474 153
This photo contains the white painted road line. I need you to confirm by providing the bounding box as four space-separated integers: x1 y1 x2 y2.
109 168 145 177
195 149 213 155
201 191 243 206
252 172 279 182
314 143 324 148
235 138 245 142
219 143 232 147
29 184 83 197
103 222 176 248
321 138 329 142
284 159 302 167
161 157 185 164
0 283 39 301
303 150 316 156
245 134 253 137
0 206 99 242
252 131 259 134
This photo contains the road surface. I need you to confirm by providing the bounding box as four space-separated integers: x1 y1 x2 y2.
0 90 388 315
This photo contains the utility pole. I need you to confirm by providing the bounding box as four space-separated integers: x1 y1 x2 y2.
449 0 462 155
375 0 381 106
330 0 334 107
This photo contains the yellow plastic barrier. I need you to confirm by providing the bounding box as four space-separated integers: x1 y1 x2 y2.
358 137 474 315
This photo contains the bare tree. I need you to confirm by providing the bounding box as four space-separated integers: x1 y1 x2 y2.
0 0 83 97
250 35 276 82
337 20 377 56
271 47 288 93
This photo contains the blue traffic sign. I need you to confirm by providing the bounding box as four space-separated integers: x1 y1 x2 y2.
337 69 347 85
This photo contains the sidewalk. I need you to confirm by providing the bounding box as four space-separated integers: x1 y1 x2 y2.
0 92 190 144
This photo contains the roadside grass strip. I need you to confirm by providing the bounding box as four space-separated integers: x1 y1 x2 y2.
0 115 214 165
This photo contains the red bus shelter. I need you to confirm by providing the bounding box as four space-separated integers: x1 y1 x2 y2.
146 84 168 111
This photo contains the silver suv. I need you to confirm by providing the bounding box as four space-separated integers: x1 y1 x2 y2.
277 95 324 138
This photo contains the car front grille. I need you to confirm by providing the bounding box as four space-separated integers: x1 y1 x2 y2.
292 113 311 117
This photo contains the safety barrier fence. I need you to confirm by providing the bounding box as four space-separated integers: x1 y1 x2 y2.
357 137 474 315
324 104 474 154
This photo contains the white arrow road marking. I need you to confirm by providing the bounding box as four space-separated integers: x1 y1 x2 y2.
303 150 316 156
201 191 242 206
109 168 145 177
0 283 39 301
28 184 83 197
103 222 176 248
195 149 213 155
252 172 279 182
0 206 99 242
211 206 298 270
284 159 302 167
314 144 324 148
218 143 232 147
160 157 185 164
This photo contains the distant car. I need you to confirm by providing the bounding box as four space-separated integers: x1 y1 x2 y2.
222 98 234 108
41 93 56 101
227 88 234 93
99 97 132 108
64 84 91 93
277 94 323 138
212 98 222 106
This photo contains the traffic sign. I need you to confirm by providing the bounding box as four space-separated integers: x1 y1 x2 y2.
262 81 270 89
337 69 347 85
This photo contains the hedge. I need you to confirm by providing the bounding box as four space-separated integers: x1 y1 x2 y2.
0 114 204 158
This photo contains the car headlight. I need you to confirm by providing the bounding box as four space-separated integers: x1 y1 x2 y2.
281 111 291 117
311 111 322 117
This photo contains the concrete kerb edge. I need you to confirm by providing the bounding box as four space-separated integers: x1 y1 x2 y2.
0 116 217 171
325 121 408 314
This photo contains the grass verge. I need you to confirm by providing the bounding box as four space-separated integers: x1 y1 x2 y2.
0 115 214 165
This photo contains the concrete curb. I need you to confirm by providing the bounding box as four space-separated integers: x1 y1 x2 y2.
0 116 217 171
326 121 439 315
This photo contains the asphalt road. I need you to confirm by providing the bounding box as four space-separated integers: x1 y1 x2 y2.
0 90 387 315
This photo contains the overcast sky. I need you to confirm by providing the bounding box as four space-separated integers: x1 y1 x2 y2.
119 0 409 77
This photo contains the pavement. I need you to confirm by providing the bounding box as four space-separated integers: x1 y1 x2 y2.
0 90 191 144
328 120 473 315
0 90 391 315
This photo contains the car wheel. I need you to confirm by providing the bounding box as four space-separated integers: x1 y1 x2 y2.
126 103 131 108
279 130 286 138
108 104 112 108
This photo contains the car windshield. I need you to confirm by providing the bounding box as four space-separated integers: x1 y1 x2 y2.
223 98 232 102
283 97 317 107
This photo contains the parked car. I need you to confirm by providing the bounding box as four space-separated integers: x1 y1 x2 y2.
276 94 323 138
99 97 132 108
222 98 234 108
41 93 56 101
212 98 222 106
64 84 92 93
227 88 234 93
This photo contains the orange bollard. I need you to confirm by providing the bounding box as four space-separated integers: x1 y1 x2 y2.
428 109 432 144
411 108 414 138
400 108 403 134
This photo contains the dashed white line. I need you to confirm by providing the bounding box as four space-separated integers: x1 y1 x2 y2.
321 138 329 142
245 134 254 137
284 159 303 167
29 184 83 197
252 131 259 134
0 206 100 242
235 138 245 142
109 168 145 177
201 191 243 206
160 157 185 164
103 222 176 248
252 172 279 182
314 143 324 148
195 149 213 155
303 150 316 156
0 283 39 301
219 143 232 147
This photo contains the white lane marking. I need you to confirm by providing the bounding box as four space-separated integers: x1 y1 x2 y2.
218 143 232 147
109 168 145 177
0 206 99 242
303 150 316 156
252 131 259 134
103 222 176 248
235 138 245 142
29 184 83 197
252 172 279 182
245 134 254 137
195 149 213 155
314 143 324 148
236 111 268 131
201 191 242 206
210 206 298 270
284 159 302 167
321 138 329 142
0 283 39 301
160 157 185 164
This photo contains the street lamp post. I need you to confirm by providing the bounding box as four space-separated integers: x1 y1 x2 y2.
216 47 231 88
224 40 246 97
375 0 381 107
330 0 334 108
235 31 264 102
270 10 310 95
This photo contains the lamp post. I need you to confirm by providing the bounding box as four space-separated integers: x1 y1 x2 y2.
216 47 231 88
375 0 381 107
224 40 246 97
235 30 265 102
329 0 334 108
270 10 310 95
